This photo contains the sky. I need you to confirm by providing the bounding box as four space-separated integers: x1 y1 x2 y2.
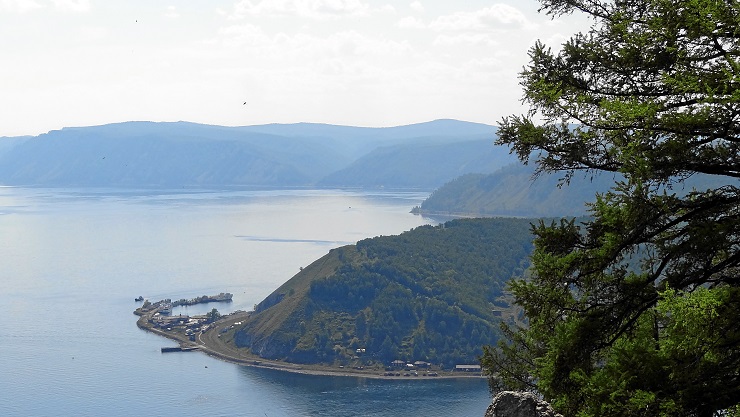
0 0 590 137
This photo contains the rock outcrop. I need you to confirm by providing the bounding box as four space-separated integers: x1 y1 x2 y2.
485 391 564 417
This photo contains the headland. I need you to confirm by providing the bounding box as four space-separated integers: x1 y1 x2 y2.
134 294 485 380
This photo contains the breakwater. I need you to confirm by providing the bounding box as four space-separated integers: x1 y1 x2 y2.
161 346 199 353
172 292 233 307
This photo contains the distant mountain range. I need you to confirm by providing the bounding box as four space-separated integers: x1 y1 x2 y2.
0 120 516 189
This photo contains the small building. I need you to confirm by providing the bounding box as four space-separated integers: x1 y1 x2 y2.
391 360 405 368
413 361 431 369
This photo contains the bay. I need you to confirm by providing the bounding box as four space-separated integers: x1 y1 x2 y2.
0 187 491 417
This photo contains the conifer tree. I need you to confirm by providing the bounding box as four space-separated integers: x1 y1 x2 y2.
481 1 740 416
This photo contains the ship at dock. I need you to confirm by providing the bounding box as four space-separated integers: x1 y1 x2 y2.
159 301 173 315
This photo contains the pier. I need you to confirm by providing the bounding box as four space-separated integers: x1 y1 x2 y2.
161 346 200 353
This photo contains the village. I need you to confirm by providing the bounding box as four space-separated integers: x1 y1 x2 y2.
134 294 483 379
134 294 242 343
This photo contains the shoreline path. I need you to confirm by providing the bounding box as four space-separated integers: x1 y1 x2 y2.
136 308 485 380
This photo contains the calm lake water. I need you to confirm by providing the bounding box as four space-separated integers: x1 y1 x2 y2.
0 187 492 417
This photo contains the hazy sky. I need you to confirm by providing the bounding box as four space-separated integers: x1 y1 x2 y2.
0 0 590 136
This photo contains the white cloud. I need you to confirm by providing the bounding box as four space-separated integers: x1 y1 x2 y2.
433 33 500 47
217 23 273 47
313 0 368 16
50 0 90 12
541 32 571 52
409 1 423 13
0 0 91 13
216 23 411 59
377 4 395 14
164 6 180 19
0 0 43 13
397 15 424 29
430 4 534 32
0 0 596 136
229 0 370 20
325 30 411 57
77 26 107 41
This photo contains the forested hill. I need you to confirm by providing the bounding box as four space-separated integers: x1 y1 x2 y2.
233 217 534 368
0 119 514 189
417 163 737 218
417 164 620 217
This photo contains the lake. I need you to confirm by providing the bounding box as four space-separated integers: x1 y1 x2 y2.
0 187 492 416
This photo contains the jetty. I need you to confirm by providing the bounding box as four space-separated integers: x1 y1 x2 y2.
161 346 200 353
172 292 233 307
134 292 246 351
133 292 233 317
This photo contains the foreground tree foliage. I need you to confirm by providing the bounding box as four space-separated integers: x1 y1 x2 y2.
481 1 740 416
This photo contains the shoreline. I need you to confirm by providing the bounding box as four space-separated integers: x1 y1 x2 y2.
135 306 487 381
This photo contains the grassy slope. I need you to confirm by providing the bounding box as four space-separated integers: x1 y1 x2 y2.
244 246 362 342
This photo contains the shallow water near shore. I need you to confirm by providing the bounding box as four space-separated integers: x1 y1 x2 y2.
0 187 491 417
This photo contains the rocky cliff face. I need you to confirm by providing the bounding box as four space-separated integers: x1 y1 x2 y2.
485 391 563 417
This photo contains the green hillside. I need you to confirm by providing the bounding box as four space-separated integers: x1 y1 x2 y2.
417 163 737 218
417 164 619 217
233 217 534 368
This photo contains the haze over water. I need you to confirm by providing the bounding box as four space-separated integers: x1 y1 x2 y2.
0 187 491 417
